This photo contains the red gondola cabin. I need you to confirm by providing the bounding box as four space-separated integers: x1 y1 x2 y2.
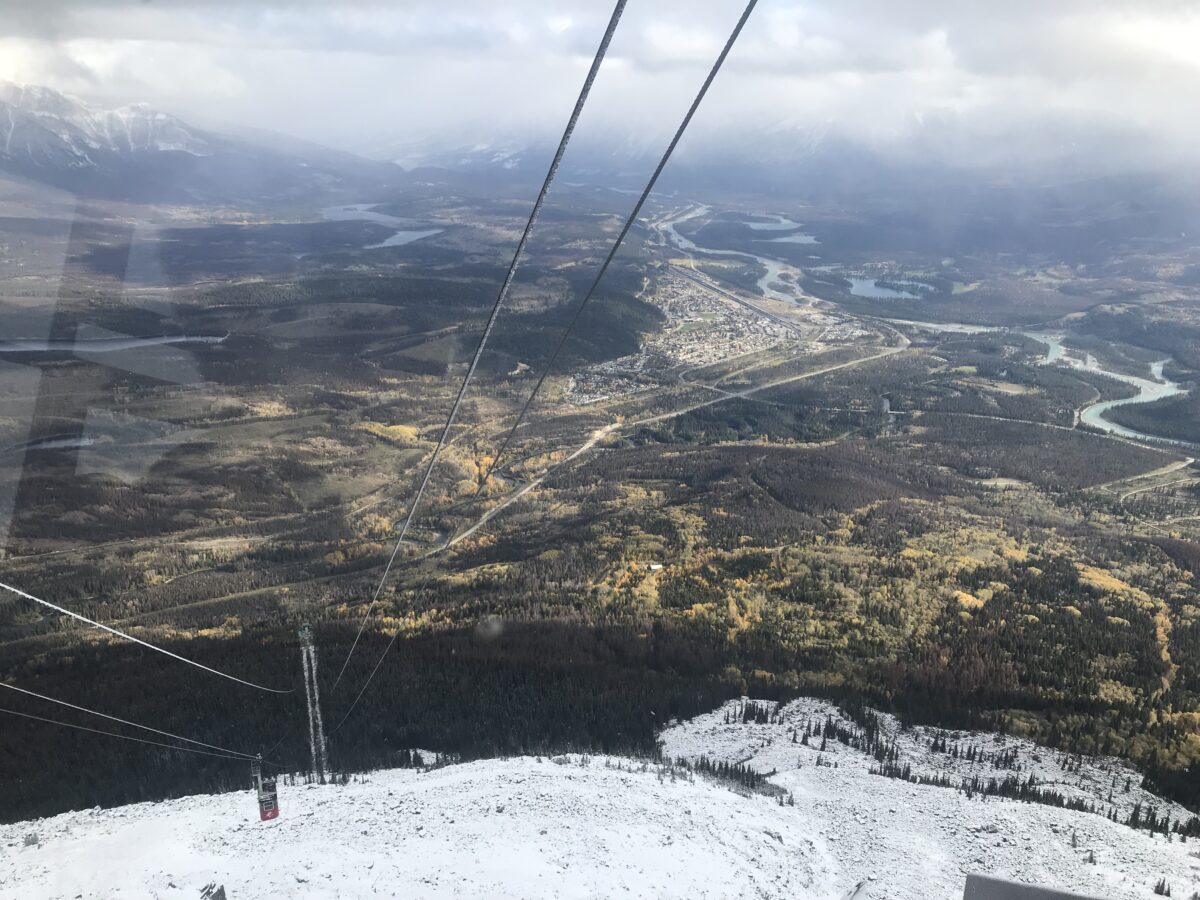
257 775 279 821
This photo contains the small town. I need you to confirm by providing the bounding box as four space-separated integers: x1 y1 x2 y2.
566 270 806 404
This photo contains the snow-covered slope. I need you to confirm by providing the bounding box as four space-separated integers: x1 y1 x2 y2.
2 698 1197 899
0 83 211 169
663 698 1200 900
1 756 835 900
0 82 401 202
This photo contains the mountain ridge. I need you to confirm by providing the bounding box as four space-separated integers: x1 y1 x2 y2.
0 82 404 204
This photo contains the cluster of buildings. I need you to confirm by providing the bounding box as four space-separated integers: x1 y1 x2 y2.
564 272 802 405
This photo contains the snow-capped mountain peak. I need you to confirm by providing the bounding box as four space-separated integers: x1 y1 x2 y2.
0 81 211 170
0 81 406 203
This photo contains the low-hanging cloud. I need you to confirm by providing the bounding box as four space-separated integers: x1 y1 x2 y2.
0 0 1196 171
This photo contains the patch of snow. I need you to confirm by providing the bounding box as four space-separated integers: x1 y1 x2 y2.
662 698 1200 900
0 81 212 165
0 757 837 899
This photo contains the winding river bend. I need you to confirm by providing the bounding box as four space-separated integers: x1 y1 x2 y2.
658 205 802 303
895 322 1189 445
656 205 1189 448
1024 333 1185 442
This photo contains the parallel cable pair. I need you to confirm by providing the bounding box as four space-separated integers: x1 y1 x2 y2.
329 0 761 729
0 680 260 762
0 707 250 761
331 0 631 689
474 0 760 502
0 581 288 769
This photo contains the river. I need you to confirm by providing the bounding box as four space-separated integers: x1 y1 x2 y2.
891 321 1188 445
1023 332 1185 441
658 205 800 303
745 215 820 245
657 204 1189 446
3 435 97 454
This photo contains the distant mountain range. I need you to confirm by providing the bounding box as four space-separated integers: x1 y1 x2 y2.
4 80 1197 236
366 108 1200 209
0 82 403 204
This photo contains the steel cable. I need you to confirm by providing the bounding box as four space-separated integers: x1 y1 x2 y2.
0 580 292 693
327 0 760 733
472 0 760 499
0 680 260 759
0 705 252 761
332 0 630 687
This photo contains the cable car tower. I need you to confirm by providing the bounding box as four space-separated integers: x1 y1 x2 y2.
299 625 329 783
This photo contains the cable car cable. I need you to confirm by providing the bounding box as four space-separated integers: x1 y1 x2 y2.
326 0 759 732
471 0 760 501
332 0 630 688
0 705 251 761
0 679 261 760
327 572 435 738
328 556 451 738
0 580 292 694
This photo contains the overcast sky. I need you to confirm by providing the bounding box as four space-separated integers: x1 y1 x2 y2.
1 0 1197 169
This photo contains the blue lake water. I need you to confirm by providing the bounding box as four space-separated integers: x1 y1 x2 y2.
846 278 921 300
321 204 442 249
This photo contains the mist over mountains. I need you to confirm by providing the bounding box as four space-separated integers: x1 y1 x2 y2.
2 79 1197 263
0 82 401 204
376 121 1200 261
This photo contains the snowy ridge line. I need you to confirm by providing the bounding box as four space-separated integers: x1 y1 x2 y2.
0 580 292 694
663 697 1198 831
0 681 260 760
1 754 840 899
3 744 1196 898
659 697 1200 899
0 82 213 163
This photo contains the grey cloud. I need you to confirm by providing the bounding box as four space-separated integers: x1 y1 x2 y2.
0 0 1196 171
